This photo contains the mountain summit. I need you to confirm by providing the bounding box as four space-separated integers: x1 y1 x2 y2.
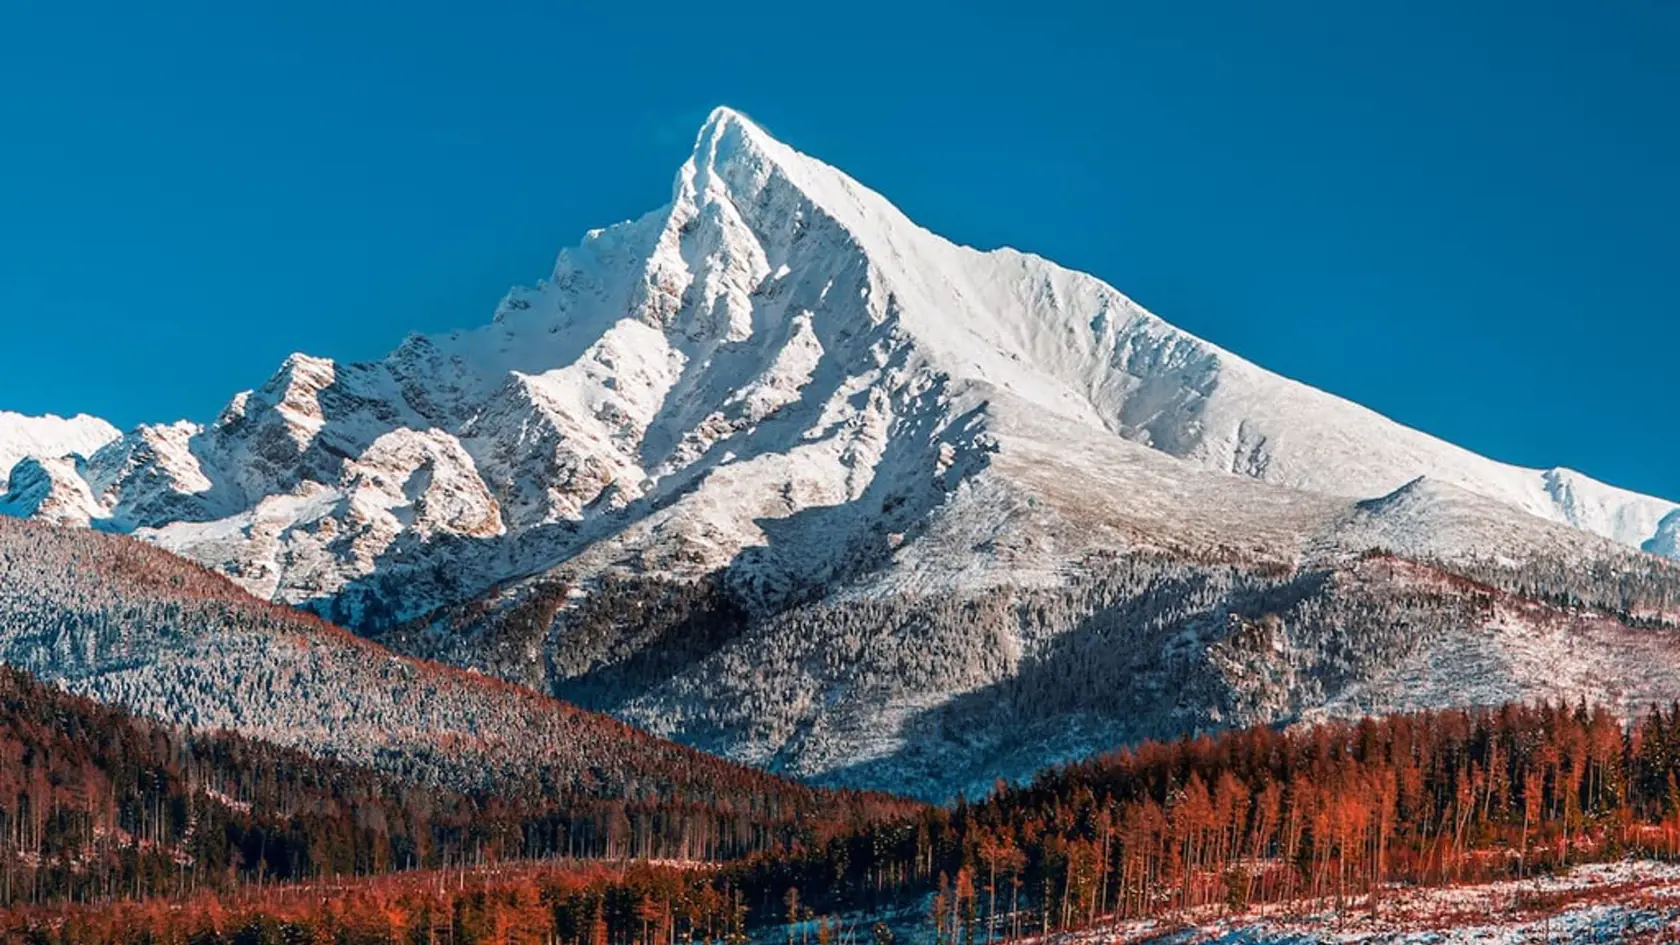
5 108 1680 796
3 108 1674 570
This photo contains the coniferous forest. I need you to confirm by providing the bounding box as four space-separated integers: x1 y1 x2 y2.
13 662 1680 943
0 664 911 915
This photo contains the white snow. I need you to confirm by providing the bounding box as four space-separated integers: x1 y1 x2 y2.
1069 859 1680 943
0 411 120 484
675 110 1679 550
0 455 106 525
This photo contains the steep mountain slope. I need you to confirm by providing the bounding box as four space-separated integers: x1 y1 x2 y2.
402 410 1680 799
0 412 120 524
4 108 1680 800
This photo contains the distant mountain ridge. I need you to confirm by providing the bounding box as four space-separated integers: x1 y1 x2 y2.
4 107 1680 798
0 411 119 474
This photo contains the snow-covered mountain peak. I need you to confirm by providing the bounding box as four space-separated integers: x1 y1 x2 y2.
2 106 1678 634
244 352 336 433
688 107 803 193
8 107 1680 798
676 106 929 276
0 411 121 481
690 106 772 172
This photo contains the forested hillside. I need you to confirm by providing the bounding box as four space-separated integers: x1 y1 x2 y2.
0 664 914 911
16 700 1680 943
0 518 916 854
390 540 1680 800
730 699 1680 941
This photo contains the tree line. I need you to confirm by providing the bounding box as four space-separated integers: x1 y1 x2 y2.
20 697 1680 943
732 697 1680 940
2 860 754 945
0 665 914 911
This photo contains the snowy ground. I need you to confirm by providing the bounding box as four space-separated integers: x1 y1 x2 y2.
752 862 1680 945
1075 860 1680 943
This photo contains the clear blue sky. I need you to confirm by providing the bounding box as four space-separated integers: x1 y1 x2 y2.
2 1 1676 499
